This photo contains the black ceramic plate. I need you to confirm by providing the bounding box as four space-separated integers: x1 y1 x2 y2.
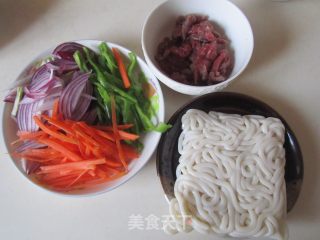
157 92 303 212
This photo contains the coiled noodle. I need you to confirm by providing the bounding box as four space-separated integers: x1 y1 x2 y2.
164 110 287 240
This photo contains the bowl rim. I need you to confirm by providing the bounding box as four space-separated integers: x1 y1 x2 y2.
1 39 165 197
141 0 254 92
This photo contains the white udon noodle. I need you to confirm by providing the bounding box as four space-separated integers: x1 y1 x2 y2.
164 109 287 240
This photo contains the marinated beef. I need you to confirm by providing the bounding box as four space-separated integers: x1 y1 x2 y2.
155 14 234 86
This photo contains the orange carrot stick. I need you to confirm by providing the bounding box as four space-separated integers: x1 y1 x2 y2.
93 128 139 141
39 158 106 173
110 95 128 171
76 123 118 156
12 131 47 145
17 131 46 139
72 125 99 147
77 122 115 142
14 108 141 190
118 130 139 141
37 138 83 162
94 128 115 142
33 116 76 144
122 144 140 160
18 149 63 160
65 170 88 188
112 48 131 89
41 115 73 134
52 99 59 120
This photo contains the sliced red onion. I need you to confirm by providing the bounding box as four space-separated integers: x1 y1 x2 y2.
27 65 52 92
48 78 64 91
6 43 97 141
23 87 49 100
81 107 97 125
16 140 46 153
73 81 93 121
34 97 58 112
53 42 86 61
81 93 97 101
18 142 45 176
46 58 79 73
45 91 62 100
20 95 40 105
27 84 62 112
23 75 63 101
21 87 60 104
72 70 84 79
17 100 43 132
59 72 92 121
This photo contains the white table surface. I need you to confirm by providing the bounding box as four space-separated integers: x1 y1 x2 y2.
0 0 319 239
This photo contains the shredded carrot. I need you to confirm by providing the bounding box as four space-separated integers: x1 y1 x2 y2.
103 161 123 169
112 48 131 89
94 128 115 142
12 131 47 145
18 149 63 159
88 169 96 177
33 116 76 144
39 158 106 173
52 99 59 120
111 95 128 172
13 153 59 163
122 145 140 160
37 138 83 162
73 127 99 147
77 122 115 143
13 112 139 191
94 128 139 141
65 170 88 188
118 130 139 141
17 131 46 139
41 115 73 134
90 134 117 155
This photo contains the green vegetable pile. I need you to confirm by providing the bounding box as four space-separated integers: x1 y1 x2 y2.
73 42 171 150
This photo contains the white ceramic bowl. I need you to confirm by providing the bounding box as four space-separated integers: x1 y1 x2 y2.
142 0 254 95
1 40 165 196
